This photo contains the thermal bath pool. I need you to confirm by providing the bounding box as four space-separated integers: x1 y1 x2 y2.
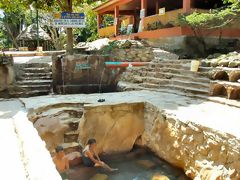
68 147 189 180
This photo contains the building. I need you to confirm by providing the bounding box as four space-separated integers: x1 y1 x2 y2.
17 24 52 51
94 0 240 56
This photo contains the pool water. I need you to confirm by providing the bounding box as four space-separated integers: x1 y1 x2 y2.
68 147 190 180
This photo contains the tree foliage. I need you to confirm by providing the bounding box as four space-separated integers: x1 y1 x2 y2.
178 0 240 54
0 0 106 49
74 3 99 42
0 0 31 48
179 0 240 29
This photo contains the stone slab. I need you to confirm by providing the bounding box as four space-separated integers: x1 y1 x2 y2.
20 90 240 138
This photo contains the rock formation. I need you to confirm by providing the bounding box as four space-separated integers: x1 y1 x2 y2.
78 103 145 154
23 91 240 179
139 103 240 179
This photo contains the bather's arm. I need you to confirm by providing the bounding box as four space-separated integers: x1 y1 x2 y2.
93 148 101 161
86 151 101 164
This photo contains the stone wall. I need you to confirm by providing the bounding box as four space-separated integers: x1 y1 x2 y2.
52 54 122 94
77 101 240 179
110 47 154 62
24 94 240 179
146 36 240 58
27 103 84 153
139 102 240 179
0 65 15 92
78 103 145 154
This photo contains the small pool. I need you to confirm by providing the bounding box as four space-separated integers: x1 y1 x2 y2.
68 147 190 180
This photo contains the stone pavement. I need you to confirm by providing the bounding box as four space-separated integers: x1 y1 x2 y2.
0 100 61 180
14 56 52 64
20 90 240 138
2 50 65 57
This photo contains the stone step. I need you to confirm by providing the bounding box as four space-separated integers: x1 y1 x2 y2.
23 67 52 73
16 84 51 91
119 81 240 108
172 80 210 90
61 142 80 154
64 131 79 143
9 90 50 98
139 83 208 94
22 72 52 78
158 67 208 77
130 73 210 87
198 66 213 72
63 118 80 131
133 76 210 89
141 77 170 85
16 80 52 85
161 84 209 95
135 70 207 82
19 63 51 68
19 75 52 81
172 75 210 84
150 72 210 83
140 83 160 89
138 83 209 95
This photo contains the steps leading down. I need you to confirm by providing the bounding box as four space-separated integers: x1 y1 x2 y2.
10 63 52 98
119 58 211 95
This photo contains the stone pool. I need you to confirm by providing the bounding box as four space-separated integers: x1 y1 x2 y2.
68 147 189 180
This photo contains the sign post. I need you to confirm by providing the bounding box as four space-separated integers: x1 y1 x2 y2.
53 12 86 28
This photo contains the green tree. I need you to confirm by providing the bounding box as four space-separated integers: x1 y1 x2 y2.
74 2 98 42
0 0 30 48
179 0 240 54
20 0 97 54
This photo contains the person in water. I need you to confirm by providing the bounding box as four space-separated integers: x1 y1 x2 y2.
53 146 69 180
82 138 118 171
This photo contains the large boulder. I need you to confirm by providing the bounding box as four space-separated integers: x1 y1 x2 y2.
66 151 82 167
34 115 69 152
78 103 144 154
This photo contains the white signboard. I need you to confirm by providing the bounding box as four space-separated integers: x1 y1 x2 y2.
53 12 86 28
53 19 85 28
159 8 165 15
140 9 145 19
114 18 118 25
127 24 133 34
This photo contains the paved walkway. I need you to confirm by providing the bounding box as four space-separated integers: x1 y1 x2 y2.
14 56 52 64
2 50 65 57
0 100 61 180
20 90 240 139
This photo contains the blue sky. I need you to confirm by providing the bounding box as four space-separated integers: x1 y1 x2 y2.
0 9 3 17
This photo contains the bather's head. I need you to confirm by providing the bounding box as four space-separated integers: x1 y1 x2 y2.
55 145 65 158
87 138 97 149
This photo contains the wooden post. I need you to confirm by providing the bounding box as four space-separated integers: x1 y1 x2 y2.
183 0 192 13
114 6 119 36
141 0 147 17
155 0 159 14
140 0 147 31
